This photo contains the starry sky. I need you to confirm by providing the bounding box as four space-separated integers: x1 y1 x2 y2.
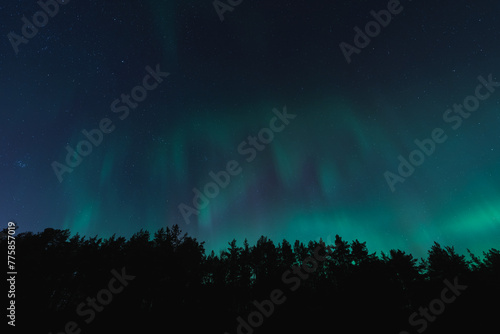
1 0 500 258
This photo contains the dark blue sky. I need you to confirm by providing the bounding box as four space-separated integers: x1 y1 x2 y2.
1 0 500 257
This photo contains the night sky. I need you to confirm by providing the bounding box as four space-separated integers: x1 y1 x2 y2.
1 0 500 258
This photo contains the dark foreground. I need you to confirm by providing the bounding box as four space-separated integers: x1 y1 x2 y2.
2 225 498 333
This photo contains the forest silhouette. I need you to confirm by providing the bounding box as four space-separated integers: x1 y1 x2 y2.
2 224 498 333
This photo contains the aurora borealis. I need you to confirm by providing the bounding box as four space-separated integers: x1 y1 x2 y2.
1 0 500 259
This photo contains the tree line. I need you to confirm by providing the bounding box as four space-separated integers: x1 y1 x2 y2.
2 225 498 333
